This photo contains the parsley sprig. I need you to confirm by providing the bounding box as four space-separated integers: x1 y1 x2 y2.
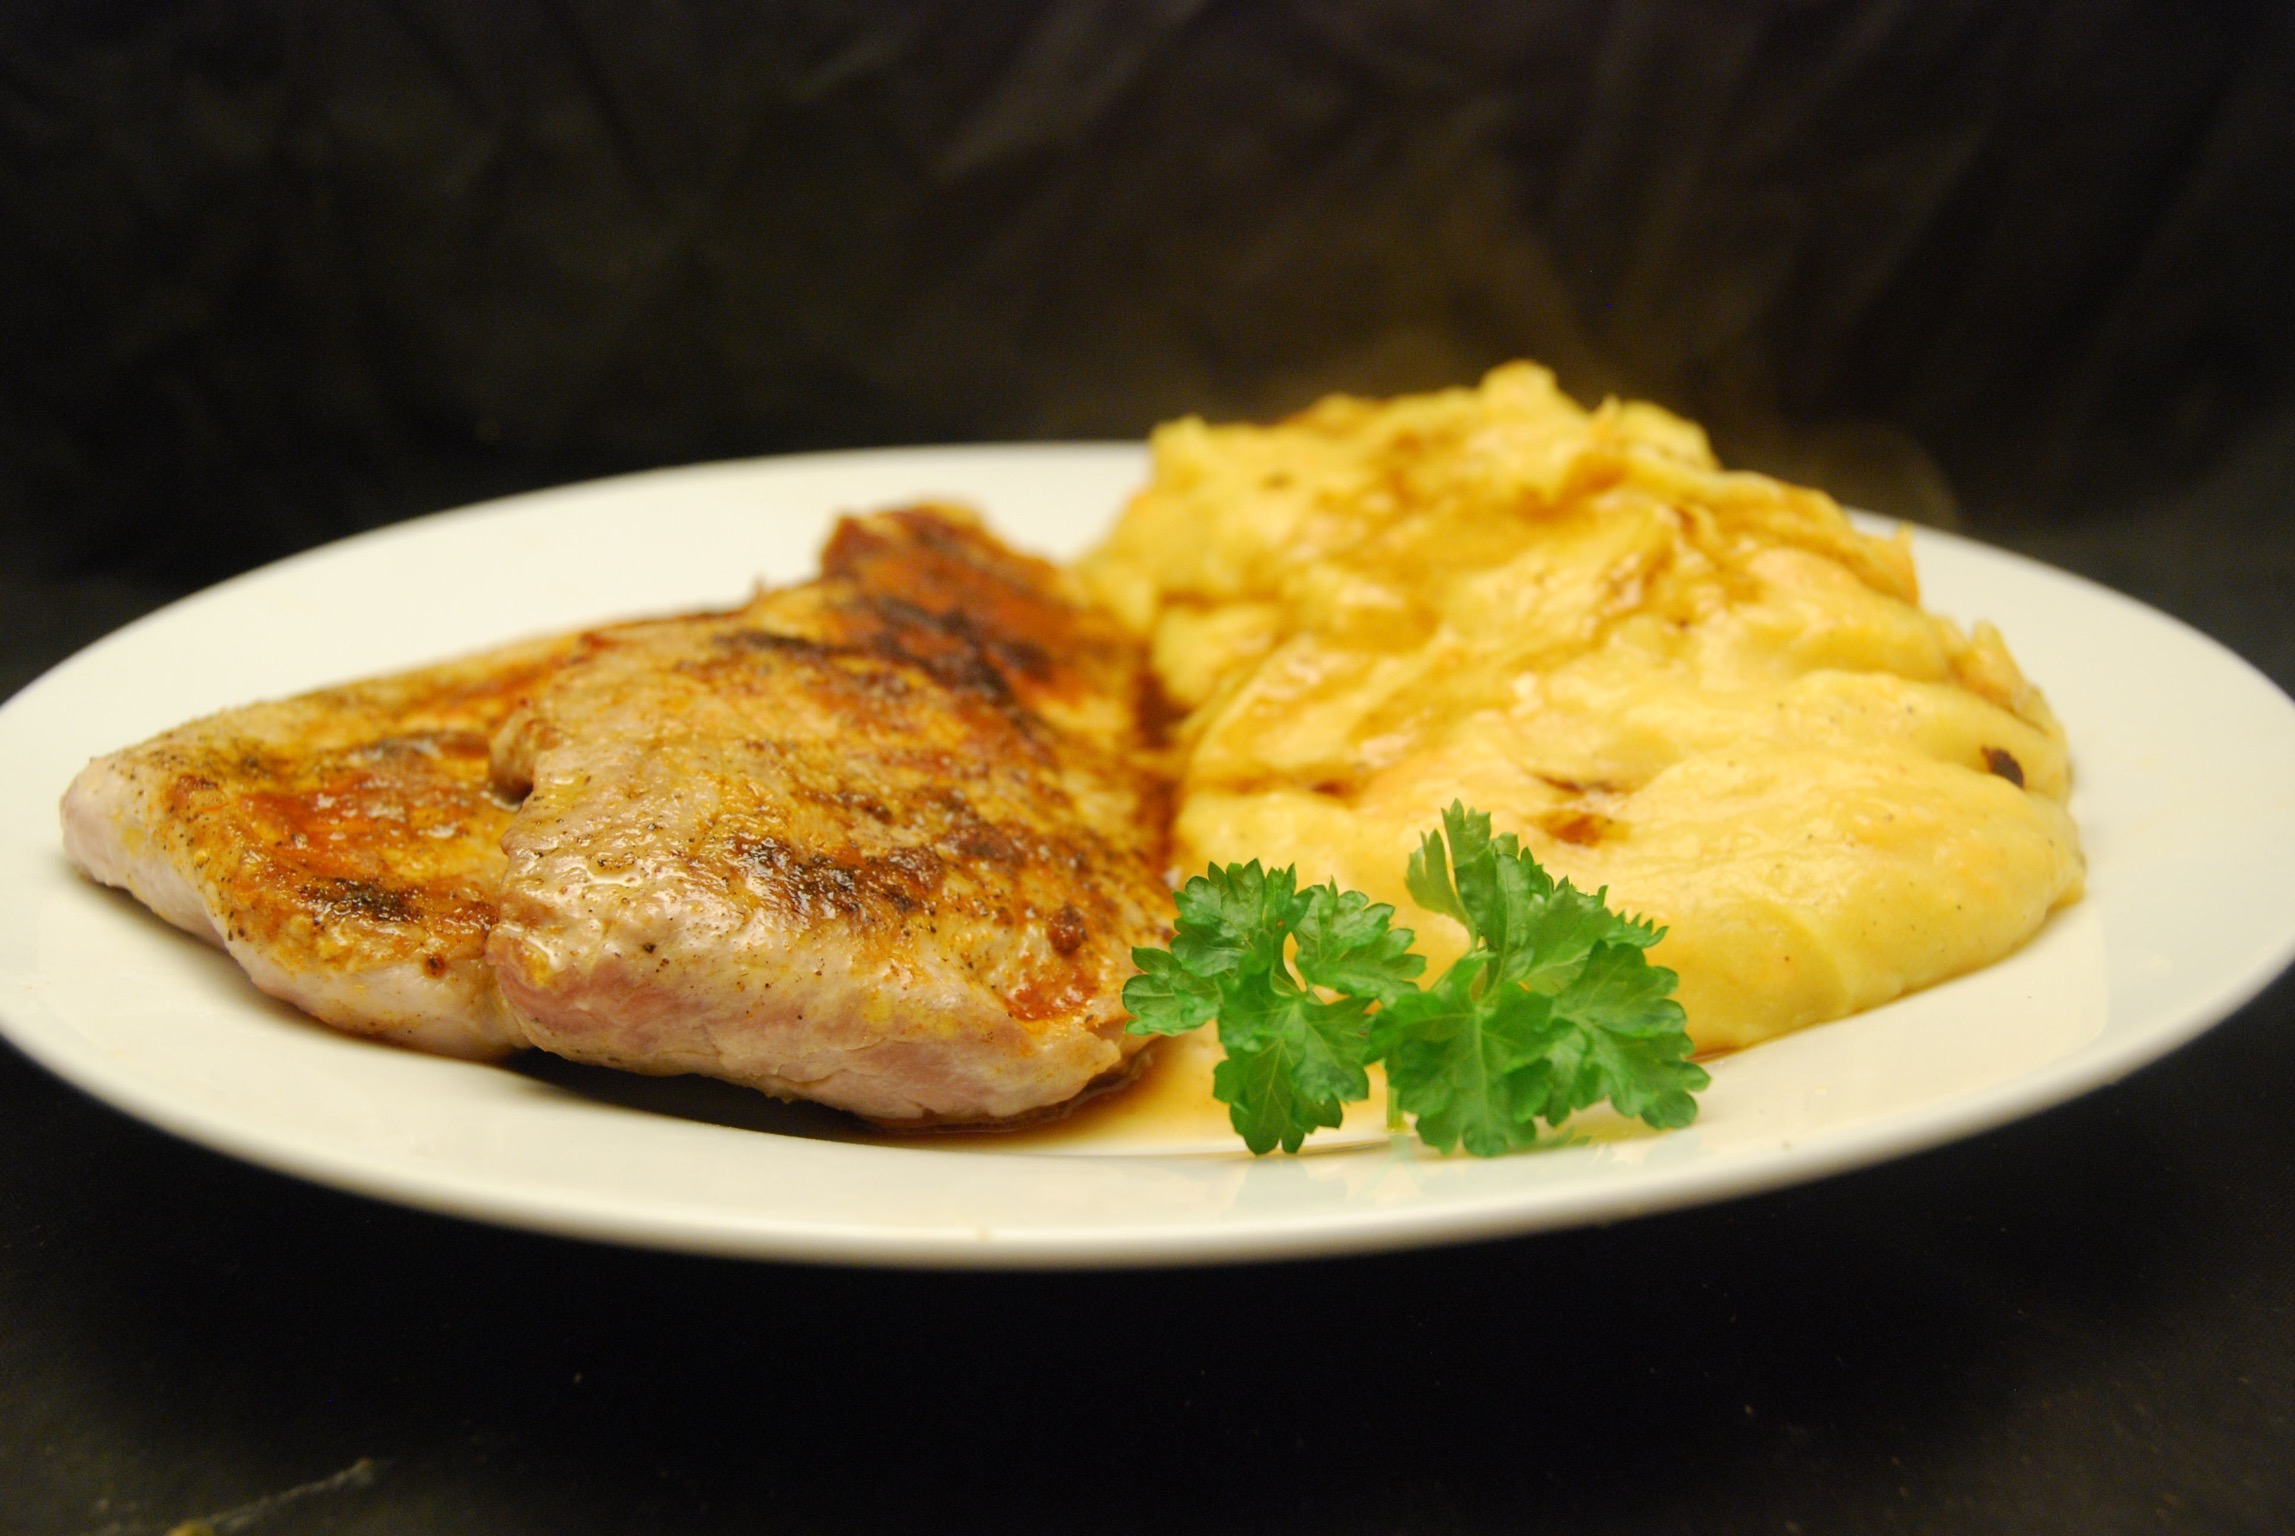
1123 804 1709 1155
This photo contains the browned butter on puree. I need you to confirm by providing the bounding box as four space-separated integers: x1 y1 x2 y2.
1077 363 2084 1056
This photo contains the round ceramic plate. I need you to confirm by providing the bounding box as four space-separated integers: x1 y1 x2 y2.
3 445 2293 1267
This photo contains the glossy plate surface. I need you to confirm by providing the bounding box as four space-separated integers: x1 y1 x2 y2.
3 445 2292 1267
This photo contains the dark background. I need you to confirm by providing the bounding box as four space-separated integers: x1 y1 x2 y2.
3 2 2293 1531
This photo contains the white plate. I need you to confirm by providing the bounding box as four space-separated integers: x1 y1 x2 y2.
4 445 2293 1268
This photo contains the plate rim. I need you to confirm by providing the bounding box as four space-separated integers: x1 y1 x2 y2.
5 442 2294 1269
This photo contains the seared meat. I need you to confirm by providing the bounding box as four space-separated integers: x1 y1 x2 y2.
487 506 1172 1125
60 634 585 1058
62 504 1172 1124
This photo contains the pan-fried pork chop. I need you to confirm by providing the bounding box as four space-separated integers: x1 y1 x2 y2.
487 507 1173 1125
63 504 1173 1124
61 633 586 1058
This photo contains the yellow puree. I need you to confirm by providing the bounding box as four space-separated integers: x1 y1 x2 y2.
1080 363 2084 1052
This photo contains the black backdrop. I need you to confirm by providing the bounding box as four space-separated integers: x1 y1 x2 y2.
5 1 2292 586
5 4 2295 1533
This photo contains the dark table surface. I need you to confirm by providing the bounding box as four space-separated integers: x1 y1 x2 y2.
3 480 2292 1536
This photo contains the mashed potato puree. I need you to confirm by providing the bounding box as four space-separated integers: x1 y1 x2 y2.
1081 363 2084 1052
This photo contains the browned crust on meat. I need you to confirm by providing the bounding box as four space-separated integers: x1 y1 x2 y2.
819 502 1153 749
63 633 592 1055
67 505 1171 1120
153 646 569 950
488 507 1174 1124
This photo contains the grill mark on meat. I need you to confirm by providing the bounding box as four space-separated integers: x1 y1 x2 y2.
300 876 421 925
861 598 1027 701
932 788 1031 866
988 634 1052 683
821 505 1150 739
949 819 1023 864
734 834 946 921
707 598 1026 710
787 780 895 824
693 616 1060 771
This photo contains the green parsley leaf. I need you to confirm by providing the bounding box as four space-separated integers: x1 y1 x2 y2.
1211 991 1376 1154
1383 803 1708 1152
1534 941 1705 1130
1291 882 1425 1003
1119 947 1220 1036
1369 960 1570 1157
1124 803 1707 1156
1123 861 1419 1153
